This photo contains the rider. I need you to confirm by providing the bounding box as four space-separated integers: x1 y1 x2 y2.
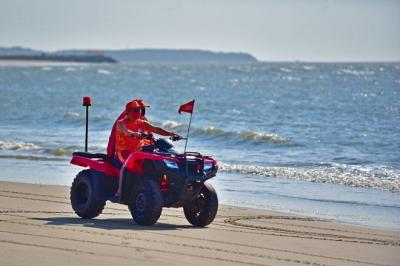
114 99 182 197
136 99 149 121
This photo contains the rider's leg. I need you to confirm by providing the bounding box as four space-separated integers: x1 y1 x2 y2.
115 151 128 197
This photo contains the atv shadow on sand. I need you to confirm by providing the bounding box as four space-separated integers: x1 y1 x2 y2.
34 216 196 231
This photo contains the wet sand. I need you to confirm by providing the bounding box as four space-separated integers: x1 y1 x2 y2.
0 181 399 266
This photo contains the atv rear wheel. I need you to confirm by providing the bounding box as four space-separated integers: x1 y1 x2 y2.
70 170 105 219
184 182 218 227
128 179 163 226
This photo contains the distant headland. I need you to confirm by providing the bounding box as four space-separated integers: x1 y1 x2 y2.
0 46 258 64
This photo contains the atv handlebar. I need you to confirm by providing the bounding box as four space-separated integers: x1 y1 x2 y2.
140 133 154 140
170 135 186 141
133 133 184 141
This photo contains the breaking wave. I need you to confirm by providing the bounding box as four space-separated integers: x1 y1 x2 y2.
193 127 289 144
237 131 289 143
0 141 103 157
0 141 42 151
97 69 111 75
0 154 66 161
219 162 400 192
338 68 375 76
64 67 76 72
62 111 113 125
162 122 289 144
162 120 184 129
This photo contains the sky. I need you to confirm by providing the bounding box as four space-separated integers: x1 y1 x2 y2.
0 0 399 62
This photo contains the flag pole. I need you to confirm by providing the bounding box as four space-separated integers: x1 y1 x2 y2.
178 99 195 178
184 111 193 154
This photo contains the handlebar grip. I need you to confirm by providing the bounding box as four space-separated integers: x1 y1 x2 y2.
141 133 154 140
170 135 186 141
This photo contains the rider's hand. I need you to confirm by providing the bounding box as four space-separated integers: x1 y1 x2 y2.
130 132 142 138
171 133 183 140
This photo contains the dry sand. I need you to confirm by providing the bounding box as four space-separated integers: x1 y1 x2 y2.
0 181 398 266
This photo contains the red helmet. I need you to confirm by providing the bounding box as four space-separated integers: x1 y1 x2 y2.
125 100 141 111
135 99 150 108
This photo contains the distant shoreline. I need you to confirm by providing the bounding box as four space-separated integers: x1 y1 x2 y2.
0 46 258 64
0 54 117 64
0 59 89 66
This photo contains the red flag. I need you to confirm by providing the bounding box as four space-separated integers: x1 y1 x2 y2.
178 99 195 114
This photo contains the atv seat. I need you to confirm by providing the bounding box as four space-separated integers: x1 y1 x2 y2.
72 152 109 160
72 152 123 169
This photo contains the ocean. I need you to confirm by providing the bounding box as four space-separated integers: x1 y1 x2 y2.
0 62 399 229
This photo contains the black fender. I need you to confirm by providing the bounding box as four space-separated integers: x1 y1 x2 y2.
121 167 142 204
120 159 165 204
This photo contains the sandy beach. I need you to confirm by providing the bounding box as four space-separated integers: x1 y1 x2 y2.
0 181 398 266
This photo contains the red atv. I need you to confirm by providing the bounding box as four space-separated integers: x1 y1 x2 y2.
70 99 218 226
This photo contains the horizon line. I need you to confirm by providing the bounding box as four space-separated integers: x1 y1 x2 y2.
2 45 400 63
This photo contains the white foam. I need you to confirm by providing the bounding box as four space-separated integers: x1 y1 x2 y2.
229 78 240 84
231 108 242 114
282 75 301 82
302 65 315 70
97 69 111 75
280 67 292 73
64 67 76 72
64 111 80 118
219 162 400 192
339 69 375 76
162 120 183 129
0 141 42 151
238 131 289 143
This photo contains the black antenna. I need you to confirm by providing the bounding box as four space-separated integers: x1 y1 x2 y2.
82 96 92 152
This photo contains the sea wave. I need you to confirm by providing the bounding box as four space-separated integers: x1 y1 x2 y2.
44 145 105 157
97 69 111 75
219 162 400 192
302 65 315 71
62 111 112 124
194 127 233 138
0 141 42 151
238 131 289 143
193 127 289 144
45 147 80 156
280 67 292 73
0 141 103 157
64 67 76 72
0 154 66 161
162 120 184 129
162 122 289 144
64 111 80 118
338 69 375 76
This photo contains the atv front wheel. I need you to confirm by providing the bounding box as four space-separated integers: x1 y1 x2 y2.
70 170 105 219
184 182 218 227
128 179 163 226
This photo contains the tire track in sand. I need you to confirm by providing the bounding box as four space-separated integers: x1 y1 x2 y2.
1 190 398 246
224 216 400 246
0 213 386 266
0 190 398 265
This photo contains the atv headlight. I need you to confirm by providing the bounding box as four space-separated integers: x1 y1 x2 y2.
164 160 179 169
204 162 213 171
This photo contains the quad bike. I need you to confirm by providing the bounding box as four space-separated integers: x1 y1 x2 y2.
70 98 218 226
